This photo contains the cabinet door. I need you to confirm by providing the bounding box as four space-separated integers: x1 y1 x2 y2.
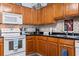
48 42 58 56
59 44 75 56
65 3 78 16
32 36 36 52
13 4 23 14
37 10 42 25
1 3 14 13
38 39 47 56
31 9 38 25
41 4 55 24
26 39 33 55
0 43 4 56
54 3 65 18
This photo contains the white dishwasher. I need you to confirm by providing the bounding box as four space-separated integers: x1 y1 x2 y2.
75 40 79 56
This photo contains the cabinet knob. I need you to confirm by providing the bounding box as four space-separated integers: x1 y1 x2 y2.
64 45 66 46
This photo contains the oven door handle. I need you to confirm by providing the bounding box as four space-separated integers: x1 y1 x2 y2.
14 49 18 52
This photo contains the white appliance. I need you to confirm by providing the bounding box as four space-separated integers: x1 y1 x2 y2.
1 28 26 56
4 35 26 56
75 40 79 56
2 12 22 24
1 28 20 37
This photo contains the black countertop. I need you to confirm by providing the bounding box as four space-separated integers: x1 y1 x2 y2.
26 34 79 40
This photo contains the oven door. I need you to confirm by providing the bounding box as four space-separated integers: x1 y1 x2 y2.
4 37 18 56
17 36 26 53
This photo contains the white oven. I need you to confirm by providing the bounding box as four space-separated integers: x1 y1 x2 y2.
4 35 26 56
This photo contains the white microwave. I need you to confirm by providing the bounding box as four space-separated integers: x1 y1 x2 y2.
2 12 23 24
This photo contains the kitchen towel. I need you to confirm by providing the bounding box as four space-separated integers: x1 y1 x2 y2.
61 48 68 56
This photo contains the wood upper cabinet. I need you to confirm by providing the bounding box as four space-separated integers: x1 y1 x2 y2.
41 4 55 24
37 9 42 25
58 44 75 56
12 4 23 14
54 3 65 18
23 8 38 25
48 42 58 56
64 3 78 16
0 3 24 14
23 8 31 24
0 3 14 13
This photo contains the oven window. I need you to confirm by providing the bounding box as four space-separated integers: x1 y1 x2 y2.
9 41 14 50
18 40 22 48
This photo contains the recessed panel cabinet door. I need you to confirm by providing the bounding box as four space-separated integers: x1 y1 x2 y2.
0 43 4 56
26 39 33 55
54 3 65 18
41 4 55 24
38 40 48 56
65 3 78 16
1 3 14 13
13 4 23 14
48 42 58 56
58 44 75 56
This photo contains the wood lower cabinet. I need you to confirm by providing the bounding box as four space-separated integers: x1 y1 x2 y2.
0 43 4 56
47 42 58 56
26 36 75 56
38 40 47 56
26 36 35 55
26 39 33 55
36 36 48 56
58 44 75 56
0 38 4 56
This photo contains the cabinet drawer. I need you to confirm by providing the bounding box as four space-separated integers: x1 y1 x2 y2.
38 36 47 41
59 39 75 46
48 37 58 43
26 36 34 40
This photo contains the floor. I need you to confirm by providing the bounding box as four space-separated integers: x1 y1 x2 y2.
27 53 42 56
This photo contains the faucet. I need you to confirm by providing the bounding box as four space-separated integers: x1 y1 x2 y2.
72 31 75 36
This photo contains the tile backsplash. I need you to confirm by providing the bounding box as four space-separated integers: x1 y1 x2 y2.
73 18 79 33
39 20 64 32
39 18 79 33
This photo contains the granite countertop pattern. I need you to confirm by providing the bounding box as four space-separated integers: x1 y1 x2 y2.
26 34 79 40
